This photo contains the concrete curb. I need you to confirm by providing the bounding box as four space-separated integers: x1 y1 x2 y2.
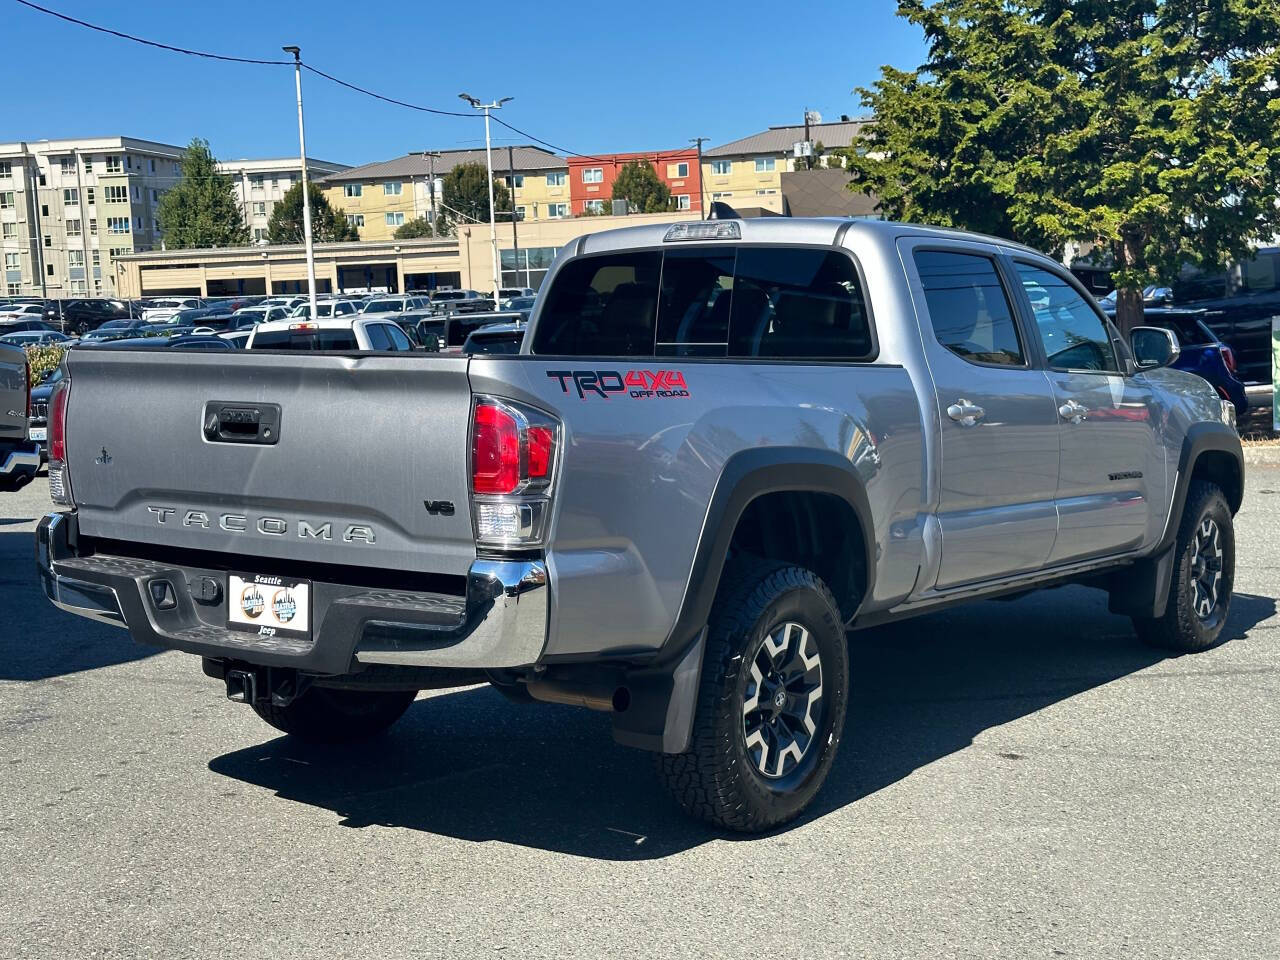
1243 444 1280 467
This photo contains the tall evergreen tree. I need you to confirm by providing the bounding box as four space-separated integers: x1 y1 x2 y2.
434 163 511 237
611 161 671 213
155 138 249 249
266 182 359 244
845 0 1280 334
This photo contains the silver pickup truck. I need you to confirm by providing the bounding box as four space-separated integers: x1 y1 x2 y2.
36 218 1244 831
1 342 40 491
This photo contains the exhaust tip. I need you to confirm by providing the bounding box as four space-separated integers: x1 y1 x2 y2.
611 686 631 713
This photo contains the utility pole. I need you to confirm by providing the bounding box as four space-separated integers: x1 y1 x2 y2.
283 45 318 320
690 137 708 219
803 108 815 170
507 144 519 293
459 93 512 300
424 151 441 239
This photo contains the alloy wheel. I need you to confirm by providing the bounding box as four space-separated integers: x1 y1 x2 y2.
1190 517 1225 623
742 621 825 780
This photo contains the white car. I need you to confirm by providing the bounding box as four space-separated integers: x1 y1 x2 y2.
286 300 361 319
246 317 417 352
359 295 430 315
0 302 47 322
141 297 203 324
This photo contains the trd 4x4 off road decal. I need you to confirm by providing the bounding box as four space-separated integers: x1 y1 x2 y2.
547 369 690 399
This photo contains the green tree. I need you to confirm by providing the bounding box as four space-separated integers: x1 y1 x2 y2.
267 181 358 244
845 0 1280 334
611 160 671 213
434 162 511 237
393 216 435 239
155 138 249 249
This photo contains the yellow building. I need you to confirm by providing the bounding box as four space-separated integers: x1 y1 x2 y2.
318 146 571 243
701 119 869 214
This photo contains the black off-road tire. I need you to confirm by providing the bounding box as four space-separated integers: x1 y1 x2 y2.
1132 480 1235 653
657 559 850 833
251 687 418 744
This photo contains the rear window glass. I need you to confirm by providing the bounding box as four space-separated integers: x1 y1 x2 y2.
251 330 360 351
1148 314 1209 346
533 247 873 360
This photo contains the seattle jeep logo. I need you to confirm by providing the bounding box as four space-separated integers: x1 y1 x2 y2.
146 506 375 543
271 589 298 624
240 585 265 619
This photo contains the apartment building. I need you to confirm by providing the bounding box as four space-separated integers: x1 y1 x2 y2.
218 156 350 244
702 119 870 214
317 146 570 242
567 149 703 216
0 136 187 298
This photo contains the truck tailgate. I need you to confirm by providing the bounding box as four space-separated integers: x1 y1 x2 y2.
63 350 475 576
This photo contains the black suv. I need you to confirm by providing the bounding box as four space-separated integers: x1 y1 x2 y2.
43 298 129 335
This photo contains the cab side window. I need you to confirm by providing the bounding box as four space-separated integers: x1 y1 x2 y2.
385 325 413 351
364 323 392 351
1015 262 1119 372
913 250 1024 366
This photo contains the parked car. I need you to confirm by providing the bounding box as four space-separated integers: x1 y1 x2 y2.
79 334 236 351
0 319 61 335
0 341 40 490
225 305 292 329
359 294 431 315
496 286 536 301
217 330 252 349
461 322 526 355
286 300 361 319
26 365 63 461
1129 308 1249 416
36 217 1244 832
42 298 129 335
426 289 484 314
0 302 48 323
140 297 204 324
440 311 526 351
0 329 72 347
79 318 153 342
246 317 416 351
500 295 538 312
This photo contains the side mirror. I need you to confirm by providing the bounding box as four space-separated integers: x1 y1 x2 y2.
1130 326 1181 370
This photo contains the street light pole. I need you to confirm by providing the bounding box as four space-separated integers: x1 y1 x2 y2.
284 45 318 320
508 144 520 293
460 93 512 300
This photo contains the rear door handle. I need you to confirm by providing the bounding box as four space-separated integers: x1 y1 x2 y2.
946 399 985 427
1058 400 1087 424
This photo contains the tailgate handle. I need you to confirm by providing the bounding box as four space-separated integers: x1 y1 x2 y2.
203 401 281 445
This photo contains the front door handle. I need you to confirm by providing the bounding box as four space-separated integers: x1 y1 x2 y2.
1058 400 1087 424
946 399 985 427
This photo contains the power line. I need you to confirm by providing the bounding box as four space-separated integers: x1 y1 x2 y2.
300 64 477 119
12 0 292 65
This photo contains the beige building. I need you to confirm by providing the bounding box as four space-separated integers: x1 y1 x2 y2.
702 119 870 214
317 146 572 243
218 157 350 244
114 210 700 299
1 136 188 298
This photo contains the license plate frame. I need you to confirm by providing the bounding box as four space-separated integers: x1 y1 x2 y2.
227 573 312 641
28 427 46 442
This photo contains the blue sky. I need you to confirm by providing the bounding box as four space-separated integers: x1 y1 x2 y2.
5 1 926 167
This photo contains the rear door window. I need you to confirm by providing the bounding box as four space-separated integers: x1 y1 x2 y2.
1015 262 1119 372
913 250 1024 366
532 251 661 355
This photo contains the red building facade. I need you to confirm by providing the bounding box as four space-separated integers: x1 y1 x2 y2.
567 149 703 216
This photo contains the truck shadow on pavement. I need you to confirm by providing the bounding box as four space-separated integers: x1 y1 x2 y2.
209 585 1275 861
0 530 162 681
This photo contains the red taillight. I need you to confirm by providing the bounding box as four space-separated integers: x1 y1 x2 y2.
472 402 520 495
1221 345 1236 374
50 378 69 463
527 425 553 479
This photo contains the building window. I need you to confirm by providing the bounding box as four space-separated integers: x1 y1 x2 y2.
252 228 267 242
70 279 87 293
1 222 13 238
153 219 159 232
109 247 131 259
38 172 46 186
0 191 12 209
126 155 133 170
149 158 156 173
92 250 100 267
754 188 779 195
107 217 130 234
105 156 122 174
89 219 97 235
60 157 75 175
6 282 19 296
581 167 603 184
672 194 691 210
546 202 569 218
253 202 266 216
667 162 689 178
712 191 733 199
3 253 18 269
68 250 84 267
504 174 524 189
347 213 365 228
584 200 606 214
546 172 566 187
385 212 405 226
0 160 10 177
63 188 79 205
104 185 128 203
344 183 362 197
515 206 527 221
711 160 732 175
41 204 50 217
151 190 159 202
85 187 95 204
66 219 81 237
136 217 143 231
754 157 776 173
132 185 140 201
47 264 55 276
383 181 402 195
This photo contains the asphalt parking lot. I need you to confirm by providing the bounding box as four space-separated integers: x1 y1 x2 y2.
2 470 1277 959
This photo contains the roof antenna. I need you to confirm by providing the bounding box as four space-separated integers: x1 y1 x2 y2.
708 201 740 220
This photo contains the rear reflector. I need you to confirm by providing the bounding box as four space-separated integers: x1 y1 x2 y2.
527 425 553 479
